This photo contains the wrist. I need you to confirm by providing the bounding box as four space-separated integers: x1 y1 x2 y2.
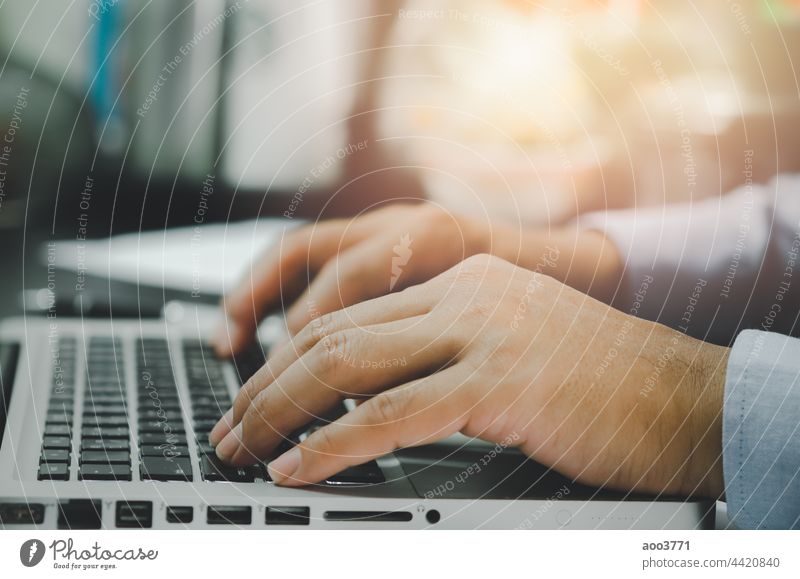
682 338 728 499
491 225 622 303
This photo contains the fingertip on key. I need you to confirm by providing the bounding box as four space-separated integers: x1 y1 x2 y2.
215 423 243 463
209 408 233 447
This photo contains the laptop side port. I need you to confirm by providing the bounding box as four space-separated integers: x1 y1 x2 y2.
207 506 252 525
58 500 102 529
0 503 45 525
323 511 412 522
116 501 152 528
166 506 193 524
265 506 309 526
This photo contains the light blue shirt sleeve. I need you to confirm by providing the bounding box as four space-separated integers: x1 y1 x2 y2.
723 329 800 529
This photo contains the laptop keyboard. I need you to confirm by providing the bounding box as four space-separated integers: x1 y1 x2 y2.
36 335 385 486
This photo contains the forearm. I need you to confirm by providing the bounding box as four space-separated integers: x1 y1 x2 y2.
578 175 800 345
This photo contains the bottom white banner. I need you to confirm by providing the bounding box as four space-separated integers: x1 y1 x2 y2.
1 530 798 578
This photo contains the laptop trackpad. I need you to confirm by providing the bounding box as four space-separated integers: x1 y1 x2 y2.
395 437 600 500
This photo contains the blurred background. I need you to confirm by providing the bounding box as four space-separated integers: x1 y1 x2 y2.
1 0 799 314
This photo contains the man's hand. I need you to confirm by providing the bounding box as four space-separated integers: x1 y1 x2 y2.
210 254 727 498
211 203 622 358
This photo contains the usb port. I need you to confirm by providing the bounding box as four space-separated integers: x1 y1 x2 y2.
0 503 45 525
58 500 102 530
116 501 152 528
265 506 309 526
207 506 251 525
166 506 193 524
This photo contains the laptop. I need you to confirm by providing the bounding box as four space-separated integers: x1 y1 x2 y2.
0 310 714 529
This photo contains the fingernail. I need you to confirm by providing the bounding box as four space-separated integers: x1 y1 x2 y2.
267 447 301 484
215 423 242 462
209 408 233 446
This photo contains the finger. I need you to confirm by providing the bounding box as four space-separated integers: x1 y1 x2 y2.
283 209 476 334
266 369 472 485
211 219 373 357
208 282 437 446
217 313 462 465
284 230 419 334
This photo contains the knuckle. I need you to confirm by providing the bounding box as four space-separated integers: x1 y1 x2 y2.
445 254 501 288
306 425 336 455
316 311 339 337
245 388 274 426
369 391 409 426
296 310 340 354
308 330 353 375
462 253 496 271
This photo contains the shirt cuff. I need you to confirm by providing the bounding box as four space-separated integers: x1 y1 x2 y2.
723 329 800 529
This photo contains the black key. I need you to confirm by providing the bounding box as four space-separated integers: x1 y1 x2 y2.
233 345 266 384
81 426 130 439
139 433 186 445
83 415 129 427
85 386 124 396
138 393 180 404
79 464 131 481
48 402 74 413
138 401 182 412
138 378 176 388
325 461 385 485
140 457 193 481
190 395 230 408
80 451 130 464
84 396 126 406
139 409 183 421
82 404 126 416
42 436 72 450
138 421 185 434
138 378 177 389
192 419 218 433
38 463 69 480
186 384 228 397
44 424 71 437
195 441 215 455
192 405 225 418
80 439 130 452
200 454 255 482
85 381 124 391
40 449 70 464
256 463 272 482
46 413 74 425
140 444 190 458
49 394 75 404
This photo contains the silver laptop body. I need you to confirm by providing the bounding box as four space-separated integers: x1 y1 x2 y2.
0 313 713 530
